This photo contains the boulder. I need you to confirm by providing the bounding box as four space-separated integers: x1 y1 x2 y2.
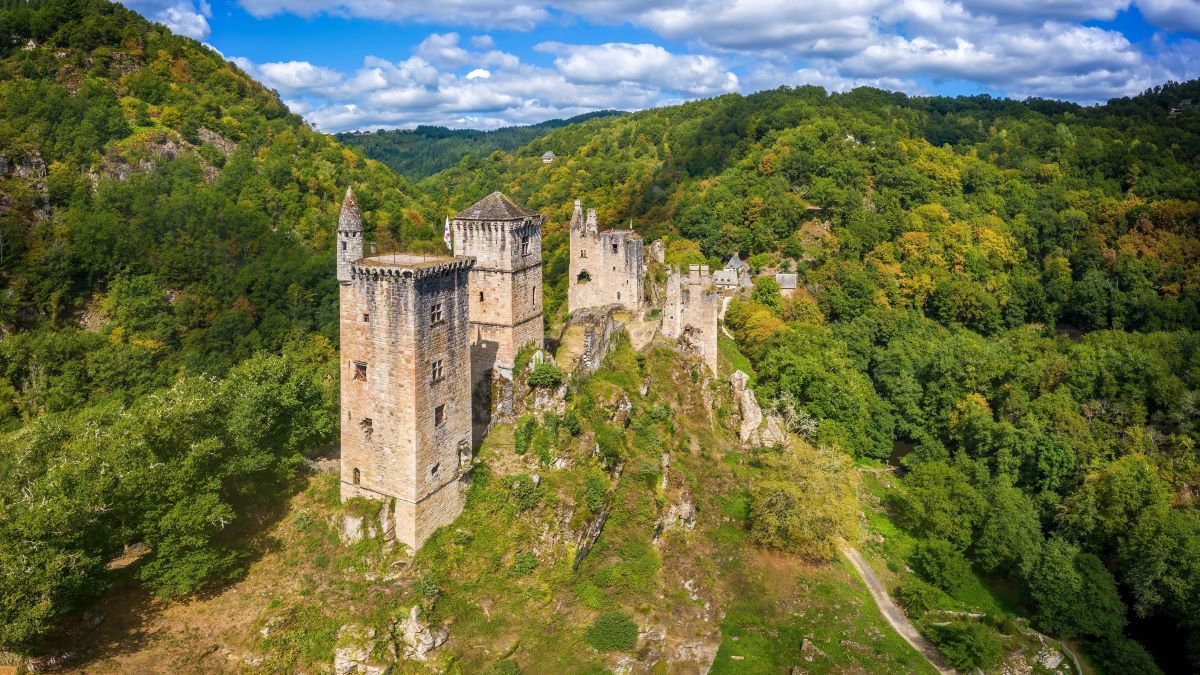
730 370 789 448
397 606 448 661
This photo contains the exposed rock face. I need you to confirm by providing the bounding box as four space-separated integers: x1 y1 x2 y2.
573 307 621 375
397 605 448 661
730 370 788 448
673 641 719 672
333 625 386 675
197 127 237 157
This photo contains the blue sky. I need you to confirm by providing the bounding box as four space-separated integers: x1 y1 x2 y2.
120 0 1200 132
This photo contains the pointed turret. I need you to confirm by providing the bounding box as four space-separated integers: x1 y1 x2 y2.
339 186 363 232
337 186 364 283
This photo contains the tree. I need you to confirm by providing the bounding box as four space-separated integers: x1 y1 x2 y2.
748 442 857 560
751 276 783 313
910 538 973 593
973 481 1043 574
1025 538 1126 639
901 461 985 550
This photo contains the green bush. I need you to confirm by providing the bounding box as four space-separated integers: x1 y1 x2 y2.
511 552 537 577
894 576 952 617
514 416 537 455
510 475 540 512
910 538 972 594
923 619 1004 671
584 611 638 652
527 361 564 388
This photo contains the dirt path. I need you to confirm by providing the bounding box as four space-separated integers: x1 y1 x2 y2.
840 545 956 675
718 295 734 339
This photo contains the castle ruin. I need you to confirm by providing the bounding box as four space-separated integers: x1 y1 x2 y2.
568 199 645 314
662 264 719 375
337 187 476 550
451 192 545 384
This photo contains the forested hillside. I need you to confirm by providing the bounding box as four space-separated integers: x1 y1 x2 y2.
414 83 1200 671
3 0 1200 670
0 0 446 652
335 110 622 180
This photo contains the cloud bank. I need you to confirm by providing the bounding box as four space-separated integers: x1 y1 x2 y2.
127 0 1200 131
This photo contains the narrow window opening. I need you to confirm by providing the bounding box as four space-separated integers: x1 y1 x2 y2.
352 467 360 485
362 312 369 322
341 241 346 250
353 361 367 381
479 291 484 302
430 302 444 324
521 235 530 255
580 249 587 258
611 242 618 254
434 404 446 427
617 292 621 301
532 286 537 302
431 359 445 383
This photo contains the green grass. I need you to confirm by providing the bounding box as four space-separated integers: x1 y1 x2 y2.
718 332 754 382
710 555 938 674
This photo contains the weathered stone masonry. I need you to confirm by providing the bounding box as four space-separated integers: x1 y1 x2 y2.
568 199 645 314
452 192 545 385
663 264 719 375
337 188 477 550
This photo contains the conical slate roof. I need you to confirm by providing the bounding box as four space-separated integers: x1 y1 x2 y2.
453 192 537 221
339 187 362 231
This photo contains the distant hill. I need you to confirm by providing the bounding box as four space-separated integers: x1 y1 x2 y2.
335 110 623 180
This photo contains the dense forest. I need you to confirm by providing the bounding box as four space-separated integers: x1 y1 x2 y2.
0 0 447 652
416 81 1200 671
335 110 622 180
2 0 1200 670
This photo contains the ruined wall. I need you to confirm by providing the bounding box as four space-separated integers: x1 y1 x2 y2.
662 264 719 375
339 257 475 550
568 199 645 314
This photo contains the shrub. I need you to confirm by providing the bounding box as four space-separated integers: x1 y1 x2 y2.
511 552 537 577
514 416 537 455
510 474 540 512
562 409 581 435
924 619 1004 671
910 538 972 594
894 576 951 617
527 361 564 388
584 611 638 652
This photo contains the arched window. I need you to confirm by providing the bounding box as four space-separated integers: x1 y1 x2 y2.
352 467 361 485
617 292 621 301
576 270 591 285
479 291 484 302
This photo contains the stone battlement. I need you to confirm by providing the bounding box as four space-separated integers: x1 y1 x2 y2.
568 198 645 313
352 254 475 280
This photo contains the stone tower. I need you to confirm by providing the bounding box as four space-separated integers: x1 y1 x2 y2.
663 264 719 375
451 192 545 384
337 186 364 282
338 192 477 550
568 199 644 313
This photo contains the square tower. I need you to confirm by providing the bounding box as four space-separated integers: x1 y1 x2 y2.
339 252 476 550
451 192 545 384
568 199 644 314
663 264 719 375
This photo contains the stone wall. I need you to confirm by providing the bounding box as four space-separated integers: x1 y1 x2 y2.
662 264 719 375
568 199 645 314
339 256 475 551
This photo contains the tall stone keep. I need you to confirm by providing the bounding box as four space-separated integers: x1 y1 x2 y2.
663 264 719 375
451 192 545 384
568 199 645 313
338 192 477 550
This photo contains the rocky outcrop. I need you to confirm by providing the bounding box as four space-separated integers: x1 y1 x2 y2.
333 625 386 675
396 605 448 661
730 370 788 448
